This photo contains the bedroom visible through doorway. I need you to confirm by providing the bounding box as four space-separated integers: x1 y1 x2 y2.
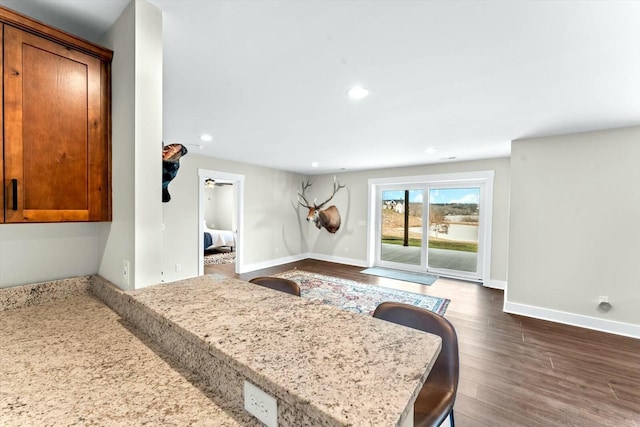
203 179 236 265
198 169 244 276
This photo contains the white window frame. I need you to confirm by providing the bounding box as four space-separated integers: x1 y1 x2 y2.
367 170 494 283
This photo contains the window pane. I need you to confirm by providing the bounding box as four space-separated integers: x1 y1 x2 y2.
380 189 423 266
427 187 479 272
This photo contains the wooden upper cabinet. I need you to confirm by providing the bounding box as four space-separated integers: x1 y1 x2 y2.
1 7 112 223
0 24 3 223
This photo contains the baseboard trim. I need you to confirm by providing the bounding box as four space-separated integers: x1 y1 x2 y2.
503 301 639 339
309 253 368 268
238 253 309 274
483 279 506 290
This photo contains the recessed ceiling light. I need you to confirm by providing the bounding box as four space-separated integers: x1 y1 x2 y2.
424 147 438 155
311 162 319 168
347 85 369 100
200 134 213 142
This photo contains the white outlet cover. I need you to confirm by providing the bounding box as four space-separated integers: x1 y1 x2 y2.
244 380 278 427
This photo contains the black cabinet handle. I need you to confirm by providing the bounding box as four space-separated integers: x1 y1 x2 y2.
11 179 17 210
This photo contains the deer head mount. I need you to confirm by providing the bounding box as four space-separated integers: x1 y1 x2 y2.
297 177 345 233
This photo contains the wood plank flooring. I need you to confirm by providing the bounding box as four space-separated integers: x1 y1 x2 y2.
207 259 640 427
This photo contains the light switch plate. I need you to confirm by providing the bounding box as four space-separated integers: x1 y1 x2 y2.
123 260 130 286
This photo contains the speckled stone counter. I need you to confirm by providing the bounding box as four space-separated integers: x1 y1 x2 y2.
0 276 90 311
92 274 442 426
0 291 258 426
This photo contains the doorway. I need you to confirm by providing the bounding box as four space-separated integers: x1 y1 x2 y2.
198 169 244 276
370 171 493 283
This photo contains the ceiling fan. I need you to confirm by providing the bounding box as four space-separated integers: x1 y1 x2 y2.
204 178 233 189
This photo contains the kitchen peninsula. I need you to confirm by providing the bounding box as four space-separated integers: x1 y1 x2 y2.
3 274 442 426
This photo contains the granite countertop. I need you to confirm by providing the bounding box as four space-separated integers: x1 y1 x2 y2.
0 293 259 426
126 274 442 426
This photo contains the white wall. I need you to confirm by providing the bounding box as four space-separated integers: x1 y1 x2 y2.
98 1 136 289
203 186 216 226
204 184 235 230
161 153 306 283
99 0 163 289
307 158 511 284
133 0 163 288
0 223 107 287
506 126 640 336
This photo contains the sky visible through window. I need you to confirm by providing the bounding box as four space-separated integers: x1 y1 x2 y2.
382 188 479 204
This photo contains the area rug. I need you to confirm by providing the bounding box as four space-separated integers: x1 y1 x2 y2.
360 267 438 286
203 252 236 265
274 270 449 316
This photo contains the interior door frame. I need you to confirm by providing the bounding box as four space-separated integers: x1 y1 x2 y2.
198 169 245 276
368 170 494 284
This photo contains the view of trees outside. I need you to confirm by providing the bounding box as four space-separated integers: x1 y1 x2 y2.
381 190 423 247
381 188 479 253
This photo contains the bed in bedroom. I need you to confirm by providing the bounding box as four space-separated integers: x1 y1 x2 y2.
203 223 236 251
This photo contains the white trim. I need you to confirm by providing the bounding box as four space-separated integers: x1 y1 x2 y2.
483 279 506 290
309 253 369 268
503 301 640 339
479 175 494 284
198 169 245 276
239 253 309 274
368 170 495 186
366 183 376 267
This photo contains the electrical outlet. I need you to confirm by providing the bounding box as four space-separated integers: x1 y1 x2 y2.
175 263 182 272
244 380 277 427
599 296 609 303
123 260 130 286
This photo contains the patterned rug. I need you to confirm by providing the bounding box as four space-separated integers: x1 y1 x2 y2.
203 252 236 265
274 270 450 315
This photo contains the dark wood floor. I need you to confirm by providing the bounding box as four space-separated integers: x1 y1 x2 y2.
206 259 640 427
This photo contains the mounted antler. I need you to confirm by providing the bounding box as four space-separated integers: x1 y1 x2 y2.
297 180 313 208
313 176 346 210
297 177 345 233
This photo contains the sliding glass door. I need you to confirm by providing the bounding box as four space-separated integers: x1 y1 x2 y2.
373 173 492 282
427 186 481 279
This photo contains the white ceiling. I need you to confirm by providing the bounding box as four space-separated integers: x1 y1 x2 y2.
1 0 639 175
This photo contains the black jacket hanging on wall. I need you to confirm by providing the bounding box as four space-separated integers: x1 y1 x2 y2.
162 143 188 203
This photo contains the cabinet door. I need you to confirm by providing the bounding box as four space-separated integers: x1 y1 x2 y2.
3 26 109 222
0 24 3 223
